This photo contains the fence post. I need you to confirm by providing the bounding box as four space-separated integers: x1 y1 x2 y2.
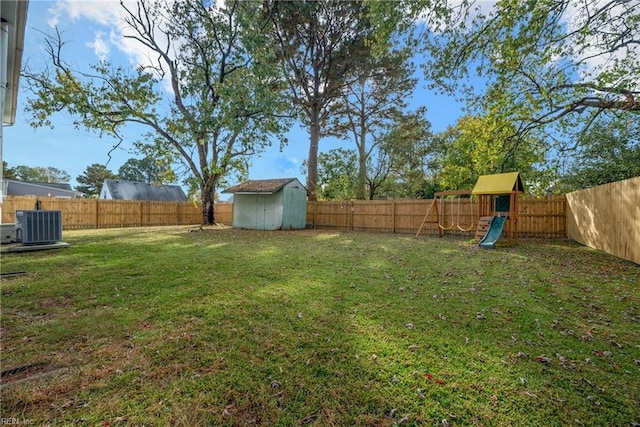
349 201 353 231
312 201 316 229
95 199 99 229
392 200 396 234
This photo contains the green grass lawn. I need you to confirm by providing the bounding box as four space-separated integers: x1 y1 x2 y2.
1 227 638 426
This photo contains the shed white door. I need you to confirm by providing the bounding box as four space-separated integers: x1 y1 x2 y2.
255 195 278 230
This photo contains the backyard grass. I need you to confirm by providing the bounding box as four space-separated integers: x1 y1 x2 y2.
0 226 638 426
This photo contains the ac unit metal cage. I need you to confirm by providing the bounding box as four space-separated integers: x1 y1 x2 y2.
15 210 63 245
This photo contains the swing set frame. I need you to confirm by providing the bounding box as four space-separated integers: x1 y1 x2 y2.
415 190 476 237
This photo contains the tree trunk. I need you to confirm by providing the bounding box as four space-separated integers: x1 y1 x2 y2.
356 126 367 200
307 110 321 201
200 181 216 225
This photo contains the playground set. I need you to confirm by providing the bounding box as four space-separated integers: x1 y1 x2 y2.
415 172 525 248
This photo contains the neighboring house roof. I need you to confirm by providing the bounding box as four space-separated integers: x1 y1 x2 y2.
3 179 81 198
223 178 305 194
472 172 525 195
100 179 187 202
2 0 30 125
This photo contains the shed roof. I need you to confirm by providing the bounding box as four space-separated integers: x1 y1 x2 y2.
471 172 524 195
102 179 187 202
223 178 304 194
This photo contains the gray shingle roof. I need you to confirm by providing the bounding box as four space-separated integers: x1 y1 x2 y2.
222 178 302 194
101 179 187 202
3 179 81 198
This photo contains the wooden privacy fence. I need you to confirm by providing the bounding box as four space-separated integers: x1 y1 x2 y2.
566 177 639 265
2 195 566 238
0 196 233 229
307 195 567 238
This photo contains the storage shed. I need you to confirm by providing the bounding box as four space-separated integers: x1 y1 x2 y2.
223 178 307 230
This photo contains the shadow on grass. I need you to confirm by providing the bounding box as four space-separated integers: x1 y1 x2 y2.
1 228 638 425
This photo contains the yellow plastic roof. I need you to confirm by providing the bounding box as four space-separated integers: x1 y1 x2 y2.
471 172 524 195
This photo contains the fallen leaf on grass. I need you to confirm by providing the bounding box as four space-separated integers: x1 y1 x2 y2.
425 372 445 385
509 351 529 363
535 356 551 363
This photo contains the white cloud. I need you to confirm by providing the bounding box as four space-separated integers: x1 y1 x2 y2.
87 31 110 61
276 155 299 175
47 1 123 28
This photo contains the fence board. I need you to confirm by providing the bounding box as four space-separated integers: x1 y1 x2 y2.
307 196 567 238
0 196 233 229
567 177 639 264
2 195 567 239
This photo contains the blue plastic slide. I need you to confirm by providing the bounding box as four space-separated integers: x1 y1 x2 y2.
478 216 507 249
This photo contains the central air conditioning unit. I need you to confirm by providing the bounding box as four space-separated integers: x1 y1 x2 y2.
15 210 63 245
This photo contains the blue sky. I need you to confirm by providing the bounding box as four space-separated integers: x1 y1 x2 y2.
4 0 467 190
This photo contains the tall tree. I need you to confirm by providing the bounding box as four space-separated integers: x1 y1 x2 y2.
315 111 433 200
373 110 433 199
23 0 289 224
327 47 418 199
415 0 638 146
367 0 639 162
117 157 175 185
266 0 372 199
76 163 117 197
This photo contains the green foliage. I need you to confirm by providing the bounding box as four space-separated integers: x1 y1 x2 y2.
23 0 290 223
316 110 433 201
312 148 358 200
558 117 640 191
76 163 117 197
326 43 419 199
268 0 374 197
117 157 176 185
418 0 640 143
6 165 71 183
2 161 17 179
374 109 433 199
367 0 639 190
431 115 552 195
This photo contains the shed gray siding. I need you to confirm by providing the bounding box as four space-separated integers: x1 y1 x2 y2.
233 192 284 230
224 178 307 230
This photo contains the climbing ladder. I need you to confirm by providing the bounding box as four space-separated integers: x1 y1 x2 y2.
474 216 494 241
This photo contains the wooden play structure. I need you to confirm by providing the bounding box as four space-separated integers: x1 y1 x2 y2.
471 172 524 245
415 190 474 238
415 172 525 247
